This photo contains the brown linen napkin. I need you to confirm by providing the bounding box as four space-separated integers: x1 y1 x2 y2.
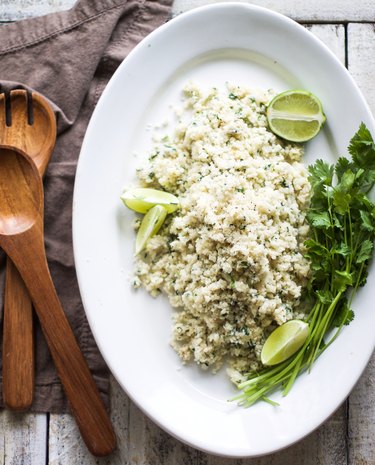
0 0 172 413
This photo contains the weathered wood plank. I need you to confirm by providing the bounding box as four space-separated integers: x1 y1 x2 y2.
347 23 375 465
126 403 347 465
128 402 206 465
49 396 347 465
304 24 346 65
49 413 98 465
347 23 375 112
49 377 130 465
0 411 47 465
348 364 375 465
1 0 375 23
249 405 347 465
172 0 375 22
0 0 75 21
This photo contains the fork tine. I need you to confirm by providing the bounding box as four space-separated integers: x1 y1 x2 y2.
9 90 29 145
10 89 29 118
0 93 6 135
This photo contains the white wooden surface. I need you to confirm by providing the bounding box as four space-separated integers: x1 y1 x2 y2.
0 1 375 464
1 0 375 22
0 0 74 21
347 24 375 465
172 0 375 21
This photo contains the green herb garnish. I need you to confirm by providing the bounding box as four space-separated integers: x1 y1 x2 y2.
233 123 375 407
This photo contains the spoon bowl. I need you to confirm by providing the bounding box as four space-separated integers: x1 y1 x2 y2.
0 147 41 234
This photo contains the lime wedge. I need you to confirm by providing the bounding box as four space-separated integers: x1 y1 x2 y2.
121 187 179 214
135 205 167 255
261 319 309 366
267 90 326 142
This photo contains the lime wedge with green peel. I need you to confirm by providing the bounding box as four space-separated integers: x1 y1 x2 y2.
261 319 309 366
135 205 168 255
121 187 180 214
267 90 326 142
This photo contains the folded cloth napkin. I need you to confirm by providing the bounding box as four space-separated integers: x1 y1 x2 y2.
0 0 172 413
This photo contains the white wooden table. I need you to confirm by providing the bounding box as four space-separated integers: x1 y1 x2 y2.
1 1 374 464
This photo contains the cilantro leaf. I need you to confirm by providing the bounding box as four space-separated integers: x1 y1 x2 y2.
344 309 355 325
333 188 351 214
332 300 355 327
349 122 375 170
308 159 333 189
306 211 331 229
332 213 344 230
359 210 375 232
358 269 368 287
353 192 375 211
338 169 356 192
356 239 373 263
333 270 353 291
335 157 352 180
304 238 328 255
362 170 375 193
316 289 333 304
332 243 351 257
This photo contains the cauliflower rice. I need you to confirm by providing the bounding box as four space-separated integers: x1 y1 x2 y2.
133 83 311 383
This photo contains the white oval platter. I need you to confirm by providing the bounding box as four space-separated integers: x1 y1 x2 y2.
73 3 375 457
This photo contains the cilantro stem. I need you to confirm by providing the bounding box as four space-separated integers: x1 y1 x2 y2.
307 291 343 367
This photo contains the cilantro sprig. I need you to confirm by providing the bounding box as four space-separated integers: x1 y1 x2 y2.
233 123 375 407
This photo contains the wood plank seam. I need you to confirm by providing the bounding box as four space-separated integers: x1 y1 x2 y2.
344 23 349 67
344 24 350 465
46 413 50 465
346 401 350 465
301 20 375 25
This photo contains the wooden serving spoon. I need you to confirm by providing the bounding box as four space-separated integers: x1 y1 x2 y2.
0 146 116 457
0 89 56 411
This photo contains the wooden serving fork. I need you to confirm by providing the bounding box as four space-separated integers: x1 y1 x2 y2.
0 89 56 411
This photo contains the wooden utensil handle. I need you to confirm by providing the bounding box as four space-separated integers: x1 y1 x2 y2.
4 229 116 457
35 279 116 456
2 258 34 411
